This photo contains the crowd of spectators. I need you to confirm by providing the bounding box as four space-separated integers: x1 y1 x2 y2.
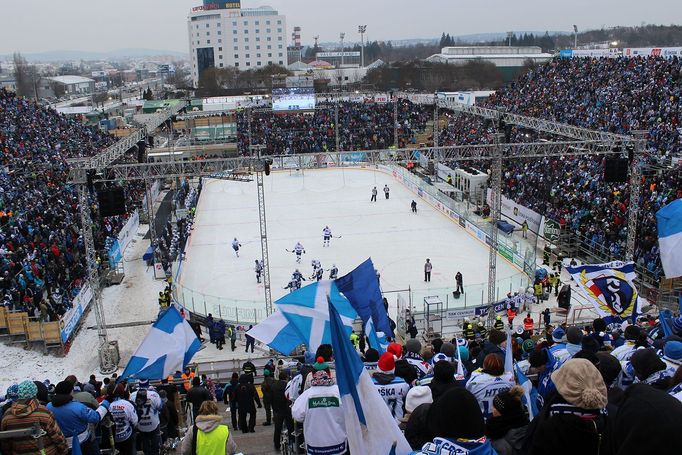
439 56 682 280
236 99 430 155
0 89 144 321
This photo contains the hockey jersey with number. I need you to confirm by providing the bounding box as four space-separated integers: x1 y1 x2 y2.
323 228 332 238
371 373 410 422
465 370 514 419
109 397 138 442
130 389 162 432
294 243 305 254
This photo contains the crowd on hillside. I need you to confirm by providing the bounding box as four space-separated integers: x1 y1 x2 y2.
0 89 143 321
3 312 682 455
236 99 430 154
439 56 682 280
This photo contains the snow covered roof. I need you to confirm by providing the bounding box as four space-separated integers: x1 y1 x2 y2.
47 75 95 85
287 61 310 71
365 59 385 70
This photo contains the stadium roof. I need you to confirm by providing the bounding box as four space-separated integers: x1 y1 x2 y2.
47 76 94 85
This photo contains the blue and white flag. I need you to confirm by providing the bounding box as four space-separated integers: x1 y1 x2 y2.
567 261 641 324
120 306 201 380
364 319 388 354
336 258 394 337
657 199 682 279
276 280 357 354
329 299 412 455
247 310 303 355
504 329 513 375
515 363 539 420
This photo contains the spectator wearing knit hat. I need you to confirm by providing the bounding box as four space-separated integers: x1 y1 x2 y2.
404 339 432 379
529 359 609 455
628 348 673 389
466 353 514 419
0 380 69 455
485 385 529 455
475 329 507 367
109 384 138 455
401 386 433 446
371 352 410 422
611 325 643 362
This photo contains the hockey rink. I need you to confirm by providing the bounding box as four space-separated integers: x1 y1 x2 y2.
178 168 523 314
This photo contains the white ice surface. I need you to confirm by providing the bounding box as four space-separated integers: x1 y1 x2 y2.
178 168 522 314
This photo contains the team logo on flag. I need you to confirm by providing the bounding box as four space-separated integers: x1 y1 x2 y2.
568 261 641 324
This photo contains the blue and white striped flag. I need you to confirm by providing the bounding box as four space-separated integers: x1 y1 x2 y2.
329 298 412 455
657 199 682 279
364 319 388 354
120 306 201 380
247 310 303 355
515 363 539 420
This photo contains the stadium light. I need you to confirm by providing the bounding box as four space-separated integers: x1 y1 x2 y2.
340 32 346 67
358 25 367 67
573 25 578 48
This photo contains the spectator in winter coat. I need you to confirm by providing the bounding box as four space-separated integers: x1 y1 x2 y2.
271 371 294 452
187 377 213 422
261 369 274 426
47 380 109 455
0 380 69 455
222 373 239 430
411 388 497 454
181 400 237 455
235 373 261 433
485 385 528 455
528 359 610 455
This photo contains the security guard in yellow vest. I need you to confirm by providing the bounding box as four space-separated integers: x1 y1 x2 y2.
463 321 475 341
493 315 504 331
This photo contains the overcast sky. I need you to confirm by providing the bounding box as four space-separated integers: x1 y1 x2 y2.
1 0 681 54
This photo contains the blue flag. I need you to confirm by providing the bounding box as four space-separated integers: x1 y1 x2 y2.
329 299 412 454
364 319 388 354
120 306 201 380
515 363 539 420
657 199 682 279
336 258 394 337
660 308 674 338
247 310 303 355
276 280 357 354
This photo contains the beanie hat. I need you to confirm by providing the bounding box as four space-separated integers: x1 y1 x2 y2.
522 338 536 354
581 336 601 354
672 317 682 334
138 379 150 389
313 356 329 371
54 380 74 395
440 342 456 358
551 359 608 409
364 348 380 362
5 384 19 401
431 352 449 365
406 339 422 354
378 352 396 374
405 385 433 413
489 329 506 345
552 327 566 343
664 341 682 362
17 380 38 400
432 338 443 353
630 348 666 379
427 388 485 440
458 345 470 362
566 326 584 345
624 325 641 341
387 343 403 359
492 385 525 417
595 352 622 386
593 318 607 333
433 359 456 381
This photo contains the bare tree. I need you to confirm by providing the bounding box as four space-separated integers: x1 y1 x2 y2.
13 52 39 99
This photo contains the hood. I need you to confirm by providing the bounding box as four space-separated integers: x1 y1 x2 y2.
372 372 395 385
10 399 39 418
50 393 73 407
195 414 223 433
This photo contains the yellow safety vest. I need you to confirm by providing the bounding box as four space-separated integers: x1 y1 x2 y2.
196 425 229 455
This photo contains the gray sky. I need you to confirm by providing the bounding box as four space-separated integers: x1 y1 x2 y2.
1 0 681 55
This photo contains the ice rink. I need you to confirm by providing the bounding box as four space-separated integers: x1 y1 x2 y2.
178 168 522 314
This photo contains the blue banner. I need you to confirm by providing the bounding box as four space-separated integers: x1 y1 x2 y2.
108 240 122 268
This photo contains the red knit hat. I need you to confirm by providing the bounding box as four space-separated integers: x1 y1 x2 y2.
378 352 396 374
387 343 403 359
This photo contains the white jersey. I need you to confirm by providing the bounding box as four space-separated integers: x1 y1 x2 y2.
130 389 162 432
109 398 138 442
323 228 332 238
294 243 305 254
312 259 321 270
372 376 410 422
611 342 638 362
465 370 514 419
329 267 338 280
292 385 347 455
232 239 240 250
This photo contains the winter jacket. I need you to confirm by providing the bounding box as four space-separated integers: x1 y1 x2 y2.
261 375 275 403
234 375 261 412
186 385 213 418
0 398 69 455
485 412 528 455
270 379 291 415
405 403 432 450
47 394 106 453
181 414 238 455
410 436 498 455
292 383 346 454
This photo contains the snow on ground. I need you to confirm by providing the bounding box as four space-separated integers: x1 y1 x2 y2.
0 224 165 392
178 168 522 316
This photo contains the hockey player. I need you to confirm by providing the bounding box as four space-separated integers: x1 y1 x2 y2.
312 267 324 282
322 226 332 247
292 242 305 263
371 186 378 202
411 200 417 213
311 259 321 271
329 264 339 280
231 238 242 257
283 279 298 293
292 269 306 289
254 259 263 283
383 185 390 200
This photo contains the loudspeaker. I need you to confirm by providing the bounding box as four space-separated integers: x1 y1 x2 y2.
97 187 126 217
137 141 147 163
604 158 629 183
